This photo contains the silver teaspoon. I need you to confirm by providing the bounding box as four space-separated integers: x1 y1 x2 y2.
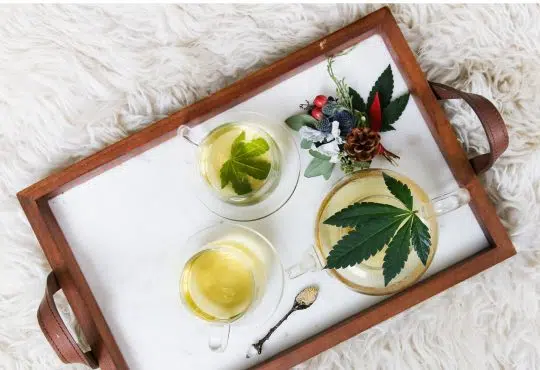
246 286 319 358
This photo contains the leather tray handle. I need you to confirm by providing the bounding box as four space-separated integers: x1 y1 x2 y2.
428 81 509 175
37 272 98 368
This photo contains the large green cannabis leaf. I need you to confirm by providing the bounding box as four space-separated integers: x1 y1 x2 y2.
324 172 431 286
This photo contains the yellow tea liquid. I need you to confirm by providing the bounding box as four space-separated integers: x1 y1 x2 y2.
198 123 277 200
316 169 438 293
180 241 262 322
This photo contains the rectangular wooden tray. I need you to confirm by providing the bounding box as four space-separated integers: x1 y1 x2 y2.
18 7 515 370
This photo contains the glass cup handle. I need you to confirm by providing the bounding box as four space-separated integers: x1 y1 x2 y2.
431 187 471 217
208 323 230 352
177 126 201 147
286 247 322 279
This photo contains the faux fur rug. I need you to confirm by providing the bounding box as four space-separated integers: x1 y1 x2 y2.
1 4 539 370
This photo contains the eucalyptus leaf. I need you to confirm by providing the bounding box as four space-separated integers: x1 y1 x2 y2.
304 155 334 179
300 138 312 149
285 114 318 131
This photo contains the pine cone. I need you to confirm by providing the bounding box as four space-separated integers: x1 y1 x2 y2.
344 127 381 162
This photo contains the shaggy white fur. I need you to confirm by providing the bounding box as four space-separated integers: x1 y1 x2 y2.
0 4 539 370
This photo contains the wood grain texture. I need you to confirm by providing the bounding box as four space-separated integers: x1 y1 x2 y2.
17 7 515 370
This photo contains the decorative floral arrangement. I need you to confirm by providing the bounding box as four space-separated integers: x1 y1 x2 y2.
285 54 410 179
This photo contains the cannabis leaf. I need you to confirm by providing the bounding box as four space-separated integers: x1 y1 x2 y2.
324 202 408 228
219 131 271 195
383 216 413 285
324 172 432 286
325 216 405 269
381 93 410 132
304 150 334 180
349 87 366 112
383 172 413 209
367 65 394 110
411 215 430 265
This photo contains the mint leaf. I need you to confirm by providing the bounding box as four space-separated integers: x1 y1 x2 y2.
300 138 312 149
367 65 394 110
324 202 408 228
383 172 413 210
411 215 430 265
325 216 406 269
383 216 413 286
304 156 334 180
220 131 271 195
285 114 318 131
349 87 366 112
381 93 409 132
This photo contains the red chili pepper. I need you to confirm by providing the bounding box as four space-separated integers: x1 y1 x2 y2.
369 92 382 132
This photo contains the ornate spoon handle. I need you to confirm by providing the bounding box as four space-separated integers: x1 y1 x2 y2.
248 305 299 357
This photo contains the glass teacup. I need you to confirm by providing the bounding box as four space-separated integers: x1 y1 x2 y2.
178 111 300 221
178 223 284 352
288 168 471 295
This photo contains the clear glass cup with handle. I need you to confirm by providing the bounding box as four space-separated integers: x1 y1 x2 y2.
178 223 284 352
177 111 300 221
287 168 471 295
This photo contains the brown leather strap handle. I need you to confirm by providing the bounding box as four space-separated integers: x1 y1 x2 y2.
37 272 98 368
429 81 509 174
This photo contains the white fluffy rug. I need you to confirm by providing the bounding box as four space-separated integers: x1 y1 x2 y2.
1 4 539 370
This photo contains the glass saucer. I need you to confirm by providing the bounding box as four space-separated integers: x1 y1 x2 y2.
178 111 300 221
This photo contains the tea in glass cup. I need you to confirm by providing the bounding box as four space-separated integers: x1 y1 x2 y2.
179 112 300 221
181 246 257 322
197 123 281 205
178 223 284 352
287 168 470 295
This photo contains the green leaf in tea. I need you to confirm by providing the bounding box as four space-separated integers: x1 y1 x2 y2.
325 216 405 269
324 202 408 228
411 214 430 265
285 114 318 131
383 172 413 210
220 131 271 195
383 216 413 286
324 172 432 286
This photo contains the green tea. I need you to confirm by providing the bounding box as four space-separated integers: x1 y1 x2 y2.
181 243 258 322
198 123 274 199
316 169 437 291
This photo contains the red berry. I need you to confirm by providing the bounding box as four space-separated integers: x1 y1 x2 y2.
313 95 328 108
311 107 323 120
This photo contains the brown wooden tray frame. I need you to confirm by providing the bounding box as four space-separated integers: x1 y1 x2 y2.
18 7 515 370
